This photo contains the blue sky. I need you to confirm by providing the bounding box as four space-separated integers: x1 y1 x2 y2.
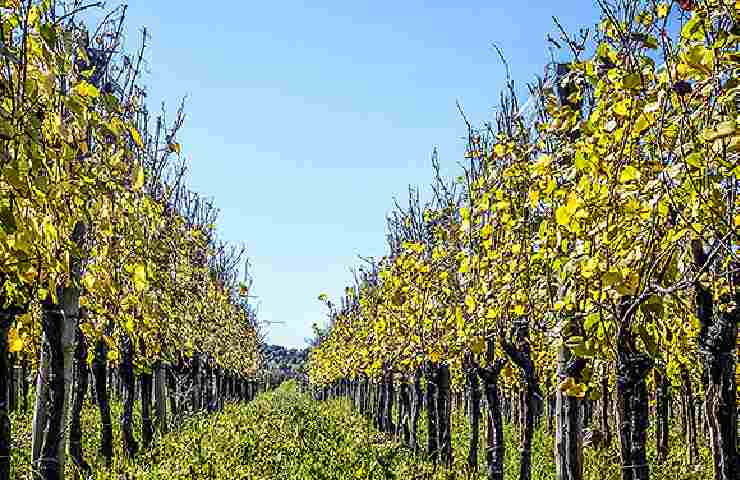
118 1 602 347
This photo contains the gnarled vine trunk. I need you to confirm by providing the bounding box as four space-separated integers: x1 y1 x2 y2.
425 361 439 462
410 368 423 454
384 370 395 434
478 357 506 480
616 332 652 480
69 326 90 473
21 356 29 412
692 240 738 479
120 334 138 457
167 363 179 427
556 345 586 480
191 354 201 412
154 361 167 433
502 326 540 480
399 378 411 446
601 374 611 448
38 302 66 480
92 337 113 466
8 354 15 415
0 308 14 480
437 363 452 468
465 359 481 473
654 370 669 464
140 367 154 449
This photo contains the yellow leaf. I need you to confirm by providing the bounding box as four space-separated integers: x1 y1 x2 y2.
566 383 587 398
556 205 572 227
656 2 669 18
168 142 181 155
132 165 145 191
130 126 143 148
480 223 493 239
619 165 640 183
574 151 588 171
634 113 652 134
544 178 557 195
459 257 470 274
559 377 576 392
19 265 37 284
8 328 24 353
601 271 622 287
464 296 475 315
581 257 599 279
470 338 485 355
81 273 95 292
429 349 442 363
533 154 552 176
529 189 540 207
457 303 467 328
132 264 147 291
74 81 100 98
613 100 631 117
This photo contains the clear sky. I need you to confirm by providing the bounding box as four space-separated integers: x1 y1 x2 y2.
117 1 602 348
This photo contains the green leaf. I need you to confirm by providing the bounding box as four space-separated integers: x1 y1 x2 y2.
0 206 16 234
685 152 702 168
622 73 641 90
584 313 599 331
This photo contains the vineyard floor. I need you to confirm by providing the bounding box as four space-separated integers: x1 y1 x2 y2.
10 382 714 479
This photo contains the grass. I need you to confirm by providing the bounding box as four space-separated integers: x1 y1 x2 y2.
9 382 715 479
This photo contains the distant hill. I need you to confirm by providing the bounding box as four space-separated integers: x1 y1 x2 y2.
260 344 309 378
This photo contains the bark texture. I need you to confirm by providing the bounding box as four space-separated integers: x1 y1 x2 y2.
68 326 90 473
140 369 154 449
120 334 138 457
556 347 586 480
0 309 14 480
38 303 65 480
464 356 481 473
616 334 652 480
92 337 113 465
654 370 669 463
478 357 506 480
425 362 439 462
502 324 541 480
